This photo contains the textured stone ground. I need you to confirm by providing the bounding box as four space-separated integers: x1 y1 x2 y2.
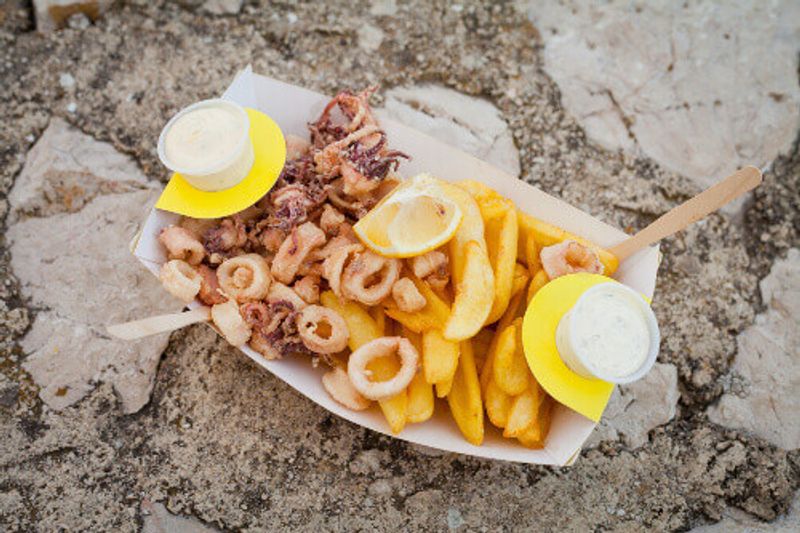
1 1 798 531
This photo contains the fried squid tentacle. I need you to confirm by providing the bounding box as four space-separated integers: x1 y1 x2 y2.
271 222 327 284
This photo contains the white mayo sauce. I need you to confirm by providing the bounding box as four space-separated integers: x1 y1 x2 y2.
570 284 650 378
164 103 245 173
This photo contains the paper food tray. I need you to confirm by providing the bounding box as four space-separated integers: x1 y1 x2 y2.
133 67 661 465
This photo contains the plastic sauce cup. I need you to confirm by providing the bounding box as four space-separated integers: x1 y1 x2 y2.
157 99 254 192
555 282 660 384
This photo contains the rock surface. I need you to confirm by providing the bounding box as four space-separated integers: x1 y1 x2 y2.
382 85 521 176
690 491 800 533
587 363 679 449
708 249 800 450
33 0 112 32
0 1 798 531
142 500 220 533
519 0 800 191
6 120 180 413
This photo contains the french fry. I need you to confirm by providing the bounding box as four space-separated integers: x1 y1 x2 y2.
517 395 554 449
516 210 619 276
422 329 460 385
435 377 453 398
444 240 495 341
447 339 484 445
320 292 406 433
384 276 450 333
370 305 387 335
457 179 509 221
320 291 381 350
524 231 541 276
510 263 530 299
484 207 518 324
492 320 529 396
479 290 525 394
485 376 512 428
503 383 544 438
440 183 494 341
472 327 495 375
407 369 434 424
527 268 549 304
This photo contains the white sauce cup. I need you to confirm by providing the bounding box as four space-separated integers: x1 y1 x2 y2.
157 99 254 192
555 282 660 384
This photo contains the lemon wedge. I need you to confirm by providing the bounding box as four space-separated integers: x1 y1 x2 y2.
353 174 463 258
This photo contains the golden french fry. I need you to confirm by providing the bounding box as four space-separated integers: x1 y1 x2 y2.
320 291 381 350
384 276 450 333
518 395 554 448
457 179 509 220
510 263 530 299
422 329 460 385
440 181 487 273
367 354 408 434
516 210 619 276
485 376 512 429
492 319 529 396
503 384 543 438
407 369 434 423
435 377 453 398
447 339 484 445
524 231 541 276
472 327 495 375
321 291 406 433
484 207 518 324
444 240 494 341
527 268 549 304
370 305 387 335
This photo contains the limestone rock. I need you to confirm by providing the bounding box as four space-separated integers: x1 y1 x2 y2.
382 85 521 177
7 122 180 413
708 249 800 450
586 363 679 449
201 0 243 15
8 118 151 223
142 500 220 533
689 491 800 532
33 0 112 33
519 1 800 194
357 23 384 52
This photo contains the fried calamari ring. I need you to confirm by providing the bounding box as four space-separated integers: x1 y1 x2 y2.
341 251 401 306
322 367 371 411
321 243 363 298
347 337 419 401
294 274 321 304
196 264 227 306
211 299 251 347
271 222 327 284
540 240 603 280
296 305 349 354
217 254 272 302
159 259 201 303
159 225 205 265
267 282 308 312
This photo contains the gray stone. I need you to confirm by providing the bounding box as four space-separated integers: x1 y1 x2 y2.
518 0 800 205
383 85 521 176
357 23 384 53
689 491 800 532
7 122 180 414
142 500 220 533
201 0 243 16
708 249 800 450
8 118 151 223
369 0 397 16
586 363 680 449
33 0 112 33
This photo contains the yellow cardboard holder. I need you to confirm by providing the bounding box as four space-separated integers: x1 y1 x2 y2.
155 108 286 219
522 273 616 422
